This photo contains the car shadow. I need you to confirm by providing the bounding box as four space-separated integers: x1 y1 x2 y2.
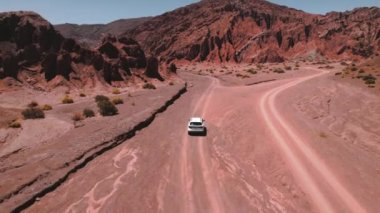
188 127 207 137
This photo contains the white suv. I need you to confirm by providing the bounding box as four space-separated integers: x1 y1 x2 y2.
188 117 206 135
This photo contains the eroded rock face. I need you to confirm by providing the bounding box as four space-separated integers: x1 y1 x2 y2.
97 34 149 82
145 56 163 80
57 53 72 79
3 54 19 79
0 12 162 88
125 0 380 63
42 53 57 81
99 42 119 59
253 49 284 63
169 63 177 73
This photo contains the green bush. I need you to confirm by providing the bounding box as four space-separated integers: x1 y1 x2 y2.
22 107 45 119
83 108 95 118
62 96 74 104
143 83 156 90
112 98 124 105
97 100 118 116
95 95 110 103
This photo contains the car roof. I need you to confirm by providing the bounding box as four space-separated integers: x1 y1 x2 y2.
189 117 203 122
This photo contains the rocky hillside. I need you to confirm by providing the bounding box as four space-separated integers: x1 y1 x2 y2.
55 17 151 47
125 0 380 63
0 12 163 90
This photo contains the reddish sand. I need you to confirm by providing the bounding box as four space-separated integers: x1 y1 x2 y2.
24 65 380 212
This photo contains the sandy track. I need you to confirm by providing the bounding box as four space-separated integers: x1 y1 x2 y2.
259 70 366 213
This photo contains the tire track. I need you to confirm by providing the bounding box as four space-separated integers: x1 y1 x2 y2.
259 69 366 213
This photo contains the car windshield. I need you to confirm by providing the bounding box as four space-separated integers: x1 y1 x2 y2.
190 122 202 126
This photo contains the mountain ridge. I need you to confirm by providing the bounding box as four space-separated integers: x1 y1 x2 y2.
123 0 380 63
55 17 152 47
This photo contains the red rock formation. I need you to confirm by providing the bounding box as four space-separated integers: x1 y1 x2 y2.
125 0 380 63
0 11 163 89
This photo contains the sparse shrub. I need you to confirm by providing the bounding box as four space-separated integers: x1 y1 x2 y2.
295 63 300 68
319 132 328 138
22 107 45 119
274 68 285 73
340 61 348 66
97 100 118 116
8 121 21 128
143 83 156 90
363 74 376 85
62 96 74 104
79 93 86 97
83 108 95 118
27 101 39 108
72 112 83 121
131 102 136 106
335 72 342 75
112 98 124 105
95 95 110 103
351 67 358 71
246 69 257 75
285 66 292 70
112 88 121 94
359 69 365 74
41 104 53 111
169 82 174 86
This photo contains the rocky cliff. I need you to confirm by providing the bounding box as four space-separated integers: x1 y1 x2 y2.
125 0 380 63
0 12 162 90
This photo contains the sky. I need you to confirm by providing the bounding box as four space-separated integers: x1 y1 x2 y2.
0 0 379 25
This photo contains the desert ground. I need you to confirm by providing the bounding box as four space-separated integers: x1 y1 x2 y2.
0 62 377 212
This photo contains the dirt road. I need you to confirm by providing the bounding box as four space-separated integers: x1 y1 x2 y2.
26 69 379 212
